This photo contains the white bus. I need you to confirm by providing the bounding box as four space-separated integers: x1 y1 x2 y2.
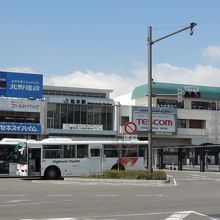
15 138 148 179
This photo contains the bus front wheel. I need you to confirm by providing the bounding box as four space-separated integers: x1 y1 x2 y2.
44 166 60 180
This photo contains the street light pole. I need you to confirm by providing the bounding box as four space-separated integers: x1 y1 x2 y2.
147 22 197 173
147 26 153 173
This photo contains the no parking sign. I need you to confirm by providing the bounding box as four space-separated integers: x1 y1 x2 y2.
124 122 137 135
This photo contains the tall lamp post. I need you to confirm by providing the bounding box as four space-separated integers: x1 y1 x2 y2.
147 22 197 173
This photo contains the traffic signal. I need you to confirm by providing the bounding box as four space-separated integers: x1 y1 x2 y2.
184 91 200 98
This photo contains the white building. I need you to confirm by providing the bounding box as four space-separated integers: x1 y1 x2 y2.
116 82 220 166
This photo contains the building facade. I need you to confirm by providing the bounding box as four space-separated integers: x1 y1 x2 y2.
118 82 220 167
44 85 118 139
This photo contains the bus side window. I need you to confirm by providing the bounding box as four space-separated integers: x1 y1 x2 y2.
90 149 100 157
77 145 88 158
104 145 118 158
63 145 75 158
138 145 147 157
43 145 62 159
122 145 138 157
43 150 62 159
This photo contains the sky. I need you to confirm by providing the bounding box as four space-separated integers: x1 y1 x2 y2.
1 0 220 97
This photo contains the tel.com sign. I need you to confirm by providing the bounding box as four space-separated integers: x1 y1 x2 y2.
132 106 177 134
0 71 43 99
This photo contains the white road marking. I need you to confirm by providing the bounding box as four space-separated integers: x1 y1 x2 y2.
48 195 72 197
165 210 217 220
0 194 26 197
21 219 78 220
20 219 117 220
164 211 192 219
167 175 177 186
0 201 52 207
136 194 163 197
173 179 177 186
5 200 29 203
96 194 119 197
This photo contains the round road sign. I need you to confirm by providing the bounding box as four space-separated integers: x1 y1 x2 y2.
124 122 137 135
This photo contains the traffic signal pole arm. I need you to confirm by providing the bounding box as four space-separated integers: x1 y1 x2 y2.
150 22 197 45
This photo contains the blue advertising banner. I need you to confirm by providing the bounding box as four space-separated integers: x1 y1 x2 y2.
0 71 43 99
0 123 41 134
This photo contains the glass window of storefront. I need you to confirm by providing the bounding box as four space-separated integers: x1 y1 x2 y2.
0 111 40 124
47 103 113 130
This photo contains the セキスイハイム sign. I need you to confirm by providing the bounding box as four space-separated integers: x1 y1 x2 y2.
132 106 177 135
0 123 41 134
0 71 43 99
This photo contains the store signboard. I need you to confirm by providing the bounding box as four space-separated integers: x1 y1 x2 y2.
132 106 177 135
63 124 103 131
0 123 41 133
0 98 42 112
0 71 43 99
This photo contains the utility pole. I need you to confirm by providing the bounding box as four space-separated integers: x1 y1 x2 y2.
147 22 197 173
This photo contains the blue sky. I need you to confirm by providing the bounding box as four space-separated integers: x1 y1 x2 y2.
1 1 220 97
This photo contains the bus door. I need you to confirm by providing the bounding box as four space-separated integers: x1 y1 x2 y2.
28 148 41 176
89 145 102 175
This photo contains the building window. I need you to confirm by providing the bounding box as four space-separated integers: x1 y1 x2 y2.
189 120 205 129
157 99 184 108
47 103 113 130
191 101 216 110
43 90 106 98
0 111 40 124
177 119 186 128
121 116 129 126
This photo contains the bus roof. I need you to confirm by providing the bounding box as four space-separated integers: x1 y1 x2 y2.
20 140 148 146
1 138 28 142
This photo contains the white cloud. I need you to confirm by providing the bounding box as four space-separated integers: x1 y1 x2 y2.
154 63 220 87
4 61 220 98
202 45 220 61
44 69 146 98
44 63 220 98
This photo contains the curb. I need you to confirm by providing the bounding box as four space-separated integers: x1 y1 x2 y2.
64 177 170 185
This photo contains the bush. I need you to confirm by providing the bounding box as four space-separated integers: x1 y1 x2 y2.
96 170 167 180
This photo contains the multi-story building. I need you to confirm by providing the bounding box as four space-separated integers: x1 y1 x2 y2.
0 72 118 141
43 85 117 139
0 72 118 175
117 82 220 167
